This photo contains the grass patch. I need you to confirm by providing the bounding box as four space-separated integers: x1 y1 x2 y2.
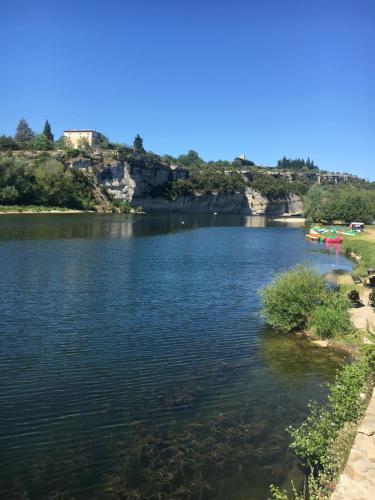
342 238 375 276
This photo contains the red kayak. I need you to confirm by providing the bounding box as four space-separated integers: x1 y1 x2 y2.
325 237 343 244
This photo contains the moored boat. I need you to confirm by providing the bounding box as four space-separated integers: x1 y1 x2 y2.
325 237 343 244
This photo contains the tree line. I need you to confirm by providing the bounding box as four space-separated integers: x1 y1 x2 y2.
304 184 375 223
277 156 318 171
0 119 146 154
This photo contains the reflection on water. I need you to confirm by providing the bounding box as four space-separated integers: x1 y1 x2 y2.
0 213 298 240
0 214 351 499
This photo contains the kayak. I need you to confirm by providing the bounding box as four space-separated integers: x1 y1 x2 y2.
325 237 343 244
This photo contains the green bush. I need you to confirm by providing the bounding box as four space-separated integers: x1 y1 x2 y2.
261 265 326 332
289 359 370 471
309 293 353 338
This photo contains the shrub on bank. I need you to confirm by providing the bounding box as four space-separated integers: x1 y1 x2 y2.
270 348 375 499
308 293 353 338
261 265 326 332
289 356 371 470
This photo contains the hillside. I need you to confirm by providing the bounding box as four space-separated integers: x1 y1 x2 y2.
0 147 372 216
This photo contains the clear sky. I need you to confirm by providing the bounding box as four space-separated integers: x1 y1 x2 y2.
1 0 374 178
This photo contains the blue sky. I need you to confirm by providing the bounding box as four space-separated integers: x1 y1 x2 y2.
1 0 374 178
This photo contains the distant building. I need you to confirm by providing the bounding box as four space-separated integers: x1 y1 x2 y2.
63 129 101 148
239 153 246 160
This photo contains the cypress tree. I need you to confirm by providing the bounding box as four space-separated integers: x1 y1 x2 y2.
133 134 145 152
43 120 54 141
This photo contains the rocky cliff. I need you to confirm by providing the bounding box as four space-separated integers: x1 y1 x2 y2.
69 152 303 215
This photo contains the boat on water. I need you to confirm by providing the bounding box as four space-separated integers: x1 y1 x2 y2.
325 236 343 244
305 228 343 244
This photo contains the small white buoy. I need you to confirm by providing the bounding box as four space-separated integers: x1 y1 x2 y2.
213 212 218 215
181 221 185 225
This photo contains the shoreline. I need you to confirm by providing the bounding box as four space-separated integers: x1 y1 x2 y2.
0 208 306 219
270 216 305 223
0 209 89 214
269 226 375 499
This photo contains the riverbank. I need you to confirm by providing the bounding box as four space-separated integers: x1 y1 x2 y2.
271 216 305 223
0 205 89 214
267 227 375 499
332 387 375 500
0 205 145 214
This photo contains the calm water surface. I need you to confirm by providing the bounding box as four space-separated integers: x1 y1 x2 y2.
0 214 352 499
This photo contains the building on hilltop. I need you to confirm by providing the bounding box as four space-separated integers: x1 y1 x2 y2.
63 129 101 148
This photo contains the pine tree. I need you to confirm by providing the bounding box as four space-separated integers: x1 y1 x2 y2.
43 120 54 141
14 119 35 143
133 134 144 152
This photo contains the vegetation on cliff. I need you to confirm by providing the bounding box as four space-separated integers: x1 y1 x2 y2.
1 118 372 211
0 153 96 209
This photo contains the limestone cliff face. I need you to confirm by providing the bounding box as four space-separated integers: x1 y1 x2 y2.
70 153 303 215
244 188 303 216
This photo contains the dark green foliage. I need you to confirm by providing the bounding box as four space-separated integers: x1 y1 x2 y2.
177 150 204 168
261 265 326 332
111 199 132 213
31 134 54 151
14 119 35 145
277 156 318 171
304 184 375 223
43 120 54 141
160 154 178 165
117 146 132 163
369 290 375 310
133 134 145 152
166 167 246 197
97 134 111 149
250 172 292 199
0 154 95 209
0 135 18 151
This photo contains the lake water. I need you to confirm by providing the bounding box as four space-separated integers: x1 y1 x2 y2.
0 214 352 500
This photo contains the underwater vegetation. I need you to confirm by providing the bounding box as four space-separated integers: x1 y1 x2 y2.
0 358 299 500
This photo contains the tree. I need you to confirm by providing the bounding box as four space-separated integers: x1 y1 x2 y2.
0 135 18 151
43 120 54 141
133 134 145 152
177 150 204 168
14 119 35 144
303 184 332 222
31 134 53 151
97 134 110 149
